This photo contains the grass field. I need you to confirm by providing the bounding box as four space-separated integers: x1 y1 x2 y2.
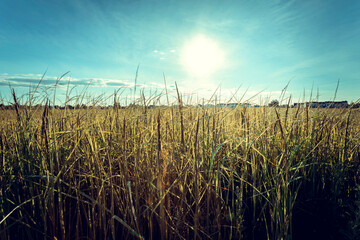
1 90 360 239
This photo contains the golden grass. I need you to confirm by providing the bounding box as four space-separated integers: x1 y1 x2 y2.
1 94 360 239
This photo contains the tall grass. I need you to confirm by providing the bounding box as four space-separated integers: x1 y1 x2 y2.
1 89 360 239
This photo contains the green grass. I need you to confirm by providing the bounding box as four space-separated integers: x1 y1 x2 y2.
1 90 360 240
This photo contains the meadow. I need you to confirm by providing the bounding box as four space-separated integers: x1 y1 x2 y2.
1 90 360 240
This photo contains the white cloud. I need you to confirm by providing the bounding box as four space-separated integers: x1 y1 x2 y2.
0 73 135 89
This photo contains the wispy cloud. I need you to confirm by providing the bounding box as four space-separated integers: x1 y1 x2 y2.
152 48 177 61
0 73 136 88
269 58 321 79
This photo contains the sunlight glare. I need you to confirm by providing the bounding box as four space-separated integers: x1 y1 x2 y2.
181 35 224 77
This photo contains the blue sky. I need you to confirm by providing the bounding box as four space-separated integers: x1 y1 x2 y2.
0 0 359 105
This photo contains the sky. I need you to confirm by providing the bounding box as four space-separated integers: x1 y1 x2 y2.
0 0 359 106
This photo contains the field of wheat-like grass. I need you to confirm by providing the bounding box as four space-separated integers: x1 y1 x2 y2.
1 91 360 239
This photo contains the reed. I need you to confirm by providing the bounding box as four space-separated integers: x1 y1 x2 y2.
0 87 360 239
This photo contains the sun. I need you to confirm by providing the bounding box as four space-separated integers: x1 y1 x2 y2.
181 35 224 77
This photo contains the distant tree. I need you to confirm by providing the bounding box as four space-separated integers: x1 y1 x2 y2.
268 99 279 107
350 102 360 108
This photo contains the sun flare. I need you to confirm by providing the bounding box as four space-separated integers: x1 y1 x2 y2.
181 35 224 77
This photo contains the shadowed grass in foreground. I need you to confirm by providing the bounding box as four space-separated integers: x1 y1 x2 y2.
1 89 360 240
